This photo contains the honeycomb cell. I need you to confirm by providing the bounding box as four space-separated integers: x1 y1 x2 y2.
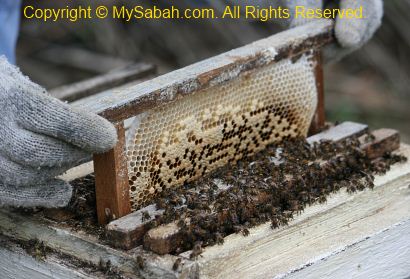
126 54 317 210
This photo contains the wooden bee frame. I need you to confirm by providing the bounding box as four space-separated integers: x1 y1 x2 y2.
73 20 334 224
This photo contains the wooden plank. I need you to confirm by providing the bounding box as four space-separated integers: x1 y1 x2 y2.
285 219 410 279
141 122 375 255
0 236 98 279
0 210 191 279
50 63 155 102
106 204 164 250
0 247 93 279
143 222 183 256
360 128 400 159
308 51 325 135
307 121 368 144
59 161 94 182
93 122 131 224
71 20 334 122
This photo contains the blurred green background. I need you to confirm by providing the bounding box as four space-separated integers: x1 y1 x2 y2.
17 0 410 142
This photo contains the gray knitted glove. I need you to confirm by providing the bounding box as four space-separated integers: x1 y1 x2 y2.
288 0 383 61
0 56 117 208
229 0 383 61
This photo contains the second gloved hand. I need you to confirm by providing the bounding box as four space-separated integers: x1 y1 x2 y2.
288 0 383 61
227 0 383 61
0 56 117 208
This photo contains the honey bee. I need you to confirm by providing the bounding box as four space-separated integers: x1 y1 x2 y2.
215 232 224 245
141 210 151 222
136 255 145 269
189 243 203 260
242 228 250 237
172 258 182 271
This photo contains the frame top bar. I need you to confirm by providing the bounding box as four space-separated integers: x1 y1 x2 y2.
72 20 334 122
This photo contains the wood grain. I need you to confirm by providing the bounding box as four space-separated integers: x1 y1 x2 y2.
93 122 131 224
307 121 368 144
0 237 97 279
285 220 410 279
143 222 183 255
360 128 400 159
106 204 164 250
0 210 186 279
308 51 325 135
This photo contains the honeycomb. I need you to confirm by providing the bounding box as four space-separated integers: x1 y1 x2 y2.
126 54 318 210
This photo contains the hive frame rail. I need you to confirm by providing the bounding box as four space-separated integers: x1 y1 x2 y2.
72 20 334 224
51 62 156 102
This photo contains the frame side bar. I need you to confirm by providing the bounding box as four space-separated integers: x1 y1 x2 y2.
93 122 131 224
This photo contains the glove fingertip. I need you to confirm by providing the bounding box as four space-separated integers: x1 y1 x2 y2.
87 116 118 154
335 22 362 49
0 180 73 209
58 106 119 154
31 180 73 208
48 181 73 208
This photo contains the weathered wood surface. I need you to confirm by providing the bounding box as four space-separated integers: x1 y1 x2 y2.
143 222 183 256
50 63 155 102
60 161 94 182
0 210 192 279
71 20 334 122
308 51 325 135
193 144 410 279
306 121 367 144
284 219 410 279
360 128 400 159
93 122 131 224
106 204 164 250
0 237 97 279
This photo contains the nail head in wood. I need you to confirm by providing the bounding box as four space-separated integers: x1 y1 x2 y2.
94 122 131 224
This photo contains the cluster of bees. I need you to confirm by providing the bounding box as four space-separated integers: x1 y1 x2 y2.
142 135 406 258
66 133 406 271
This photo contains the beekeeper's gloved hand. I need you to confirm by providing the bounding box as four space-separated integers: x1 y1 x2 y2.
0 56 117 208
229 0 383 61
288 0 383 61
